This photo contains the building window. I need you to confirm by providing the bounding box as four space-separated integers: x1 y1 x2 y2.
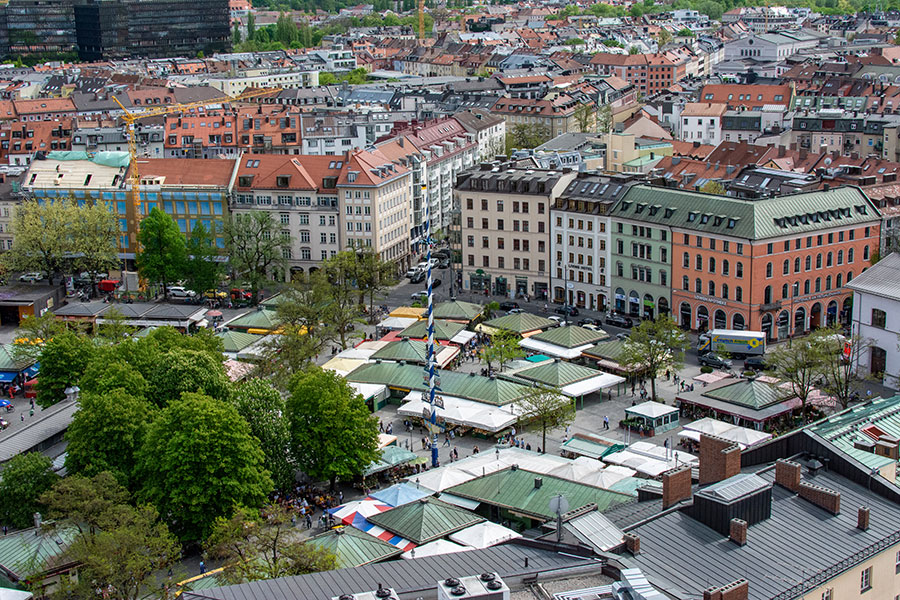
722 260 729 276
766 262 773 278
682 276 689 290
708 281 715 296
736 262 743 278
860 566 872 593
722 284 728 300
783 260 789 275
873 309 887 329
864 245 870 261
794 257 801 273
695 278 702 293
735 287 742 302
709 257 716 273
816 254 822 269
696 255 702 270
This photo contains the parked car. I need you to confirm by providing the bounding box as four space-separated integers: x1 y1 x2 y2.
75 271 108 285
410 290 428 300
555 304 579 316
578 318 598 326
166 286 196 299
547 315 564 326
437 260 450 269
581 323 602 332
431 279 442 288
410 271 426 284
699 353 733 369
744 355 768 371
616 332 630 341
230 288 252 302
506 308 525 315
405 268 421 279
499 301 520 311
18 272 43 282
204 289 227 300
97 279 121 293
605 314 634 329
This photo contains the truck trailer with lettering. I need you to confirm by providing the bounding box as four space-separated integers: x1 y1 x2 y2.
697 329 766 358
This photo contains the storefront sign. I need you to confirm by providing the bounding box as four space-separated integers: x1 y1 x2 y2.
693 294 728 306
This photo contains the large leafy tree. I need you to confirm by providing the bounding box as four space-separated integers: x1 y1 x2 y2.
70 200 120 289
231 379 294 491
207 505 336 584
621 316 688 401
64 390 155 489
351 247 397 322
286 368 379 490
35 330 96 407
146 348 231 407
482 329 524 373
767 338 821 423
4 199 74 282
0 452 58 528
79 359 149 399
41 473 180 600
224 212 289 303
319 252 366 348
812 326 866 410
136 393 271 541
185 221 224 296
10 311 72 362
515 385 574 453
136 207 187 300
573 103 596 133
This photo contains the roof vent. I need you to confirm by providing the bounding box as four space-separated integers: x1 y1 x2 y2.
443 578 460 588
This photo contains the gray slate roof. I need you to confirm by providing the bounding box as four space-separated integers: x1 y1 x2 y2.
846 252 900 301
0 400 78 464
625 466 900 600
180 544 595 600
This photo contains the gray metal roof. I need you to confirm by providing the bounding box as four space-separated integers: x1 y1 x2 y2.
0 400 78 464
846 252 900 301
180 543 595 600
696 473 770 502
626 467 900 600
565 510 625 552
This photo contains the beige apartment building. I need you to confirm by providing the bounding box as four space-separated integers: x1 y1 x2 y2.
454 164 576 300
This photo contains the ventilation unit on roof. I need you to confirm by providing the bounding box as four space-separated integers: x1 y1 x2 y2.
689 473 772 536
437 574 510 600
331 584 400 600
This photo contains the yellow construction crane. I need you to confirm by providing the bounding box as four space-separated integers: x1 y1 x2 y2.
419 0 425 41
111 86 279 236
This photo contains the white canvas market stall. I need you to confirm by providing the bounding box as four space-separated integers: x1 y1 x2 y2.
561 372 626 398
519 337 596 359
449 522 522 549
678 417 772 449
397 391 517 433
603 441 698 477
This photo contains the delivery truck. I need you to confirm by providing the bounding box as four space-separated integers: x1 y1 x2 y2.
697 329 766 358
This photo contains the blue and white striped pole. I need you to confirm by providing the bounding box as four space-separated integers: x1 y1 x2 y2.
424 188 439 467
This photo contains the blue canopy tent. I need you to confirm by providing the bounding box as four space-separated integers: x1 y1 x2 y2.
0 372 16 383
370 482 432 507
23 363 39 378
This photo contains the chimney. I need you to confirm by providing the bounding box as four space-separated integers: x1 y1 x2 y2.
729 518 747 546
875 440 899 460
798 481 841 515
534 477 543 489
778 145 786 157
775 459 802 492
799 147 808 160
705 580 750 600
857 506 870 531
662 465 692 509
623 533 640 555
699 434 741 485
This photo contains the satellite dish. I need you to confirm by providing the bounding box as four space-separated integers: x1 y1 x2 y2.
824 157 832 166
549 495 569 515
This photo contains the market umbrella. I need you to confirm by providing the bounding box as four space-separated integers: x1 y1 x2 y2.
207 310 223 318
327 500 392 526
547 461 604 482
0 399 10 408
410 467 475 493
370 482 432 507
401 539 470 559
449 521 522 549
380 445 418 467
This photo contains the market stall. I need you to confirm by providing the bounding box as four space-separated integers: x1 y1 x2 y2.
623 401 680 436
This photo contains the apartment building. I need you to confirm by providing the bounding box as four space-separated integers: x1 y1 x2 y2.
455 164 576 299
550 173 639 311
847 253 900 388
71 119 165 158
613 185 880 339
232 155 341 278
679 103 726 146
300 115 366 156
490 96 585 140
454 109 506 163
0 119 73 166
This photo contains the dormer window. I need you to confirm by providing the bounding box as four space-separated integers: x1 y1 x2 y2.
276 176 290 188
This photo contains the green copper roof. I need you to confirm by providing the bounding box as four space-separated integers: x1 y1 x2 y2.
432 300 483 321
367 498 484 544
445 468 634 520
582 339 629 362
509 360 604 387
215 330 262 353
808 395 900 471
370 339 429 364
615 185 880 240
398 319 466 341
702 379 787 410
560 433 625 459
305 526 401 567
0 345 34 373
530 325 608 349
348 361 532 406
0 527 77 580
226 308 282 331
483 313 556 333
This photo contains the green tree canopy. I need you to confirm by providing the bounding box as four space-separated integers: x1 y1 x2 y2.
482 329 523 372
286 368 379 489
621 316 688 401
70 200 120 284
231 379 294 491
185 221 224 296
515 385 574 453
146 348 231 407
224 212 290 303
136 393 272 541
0 452 58 528
136 207 187 300
64 389 155 488
35 330 96 407
80 358 149 399
41 472 130 537
700 180 727 195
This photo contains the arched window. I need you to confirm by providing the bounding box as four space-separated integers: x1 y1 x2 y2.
695 278 702 293
764 285 772 304
815 277 821 292
826 275 832 290
864 245 870 261
736 262 743 278
709 257 716 273
849 248 854 263
837 250 843 265
683 252 690 268
783 259 789 275
722 283 729 300
682 275 689 290
816 253 822 269
696 254 702 270
735 286 743 302
794 257 801 273
766 262 773 278
804 279 810 294
848 270 854 282
805 255 811 270
826 252 833 267
782 283 788 299
722 259 730 276
616 261 623 277
708 281 716 296
837 273 843 287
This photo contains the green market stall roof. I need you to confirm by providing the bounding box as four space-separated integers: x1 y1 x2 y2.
482 313 556 334
432 300 483 322
216 330 262 353
305 526 402 568
367 498 484 545
0 526 77 582
530 325 609 349
225 308 282 332
808 394 900 471
347 361 533 406
370 339 429 364
445 467 634 521
0 345 34 374
397 319 466 342
506 359 606 388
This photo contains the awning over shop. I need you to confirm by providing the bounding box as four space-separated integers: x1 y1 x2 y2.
0 372 17 383
519 338 595 359
561 372 625 397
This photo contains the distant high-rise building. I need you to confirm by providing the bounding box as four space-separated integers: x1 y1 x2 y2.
3 0 78 56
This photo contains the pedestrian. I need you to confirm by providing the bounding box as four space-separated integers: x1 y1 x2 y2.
604 415 609 430
338 491 343 503
29 408 33 418
443 436 450 448
379 420 384 433
631 382 635 397
386 423 393 435
305 514 312 529
537 447 541 453
199 561 205 574
665 369 670 381
1 525 6 535
525 443 531 451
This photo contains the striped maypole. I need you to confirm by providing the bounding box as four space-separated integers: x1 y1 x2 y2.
424 189 439 467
